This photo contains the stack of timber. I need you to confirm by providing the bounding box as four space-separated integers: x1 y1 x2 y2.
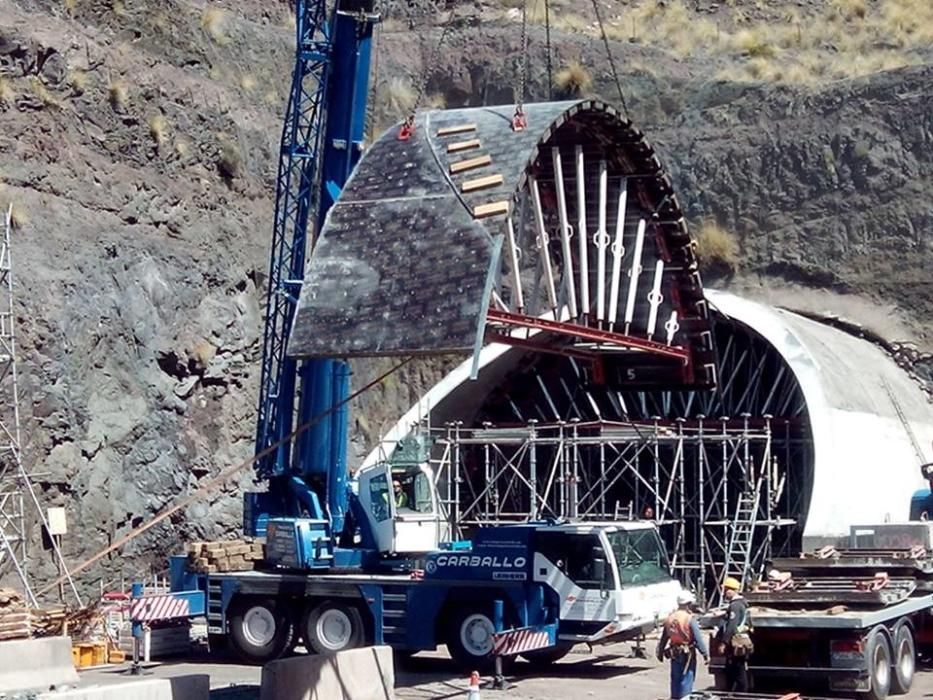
0 587 29 640
31 604 68 637
185 539 264 573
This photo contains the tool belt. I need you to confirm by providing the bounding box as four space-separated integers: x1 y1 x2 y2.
666 643 693 661
729 632 754 657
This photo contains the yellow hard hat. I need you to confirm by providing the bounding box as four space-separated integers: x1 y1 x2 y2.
723 576 741 591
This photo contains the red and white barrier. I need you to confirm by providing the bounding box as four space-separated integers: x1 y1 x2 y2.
130 594 190 622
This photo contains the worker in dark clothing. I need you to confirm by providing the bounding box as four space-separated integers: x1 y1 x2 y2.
717 576 751 691
657 590 709 699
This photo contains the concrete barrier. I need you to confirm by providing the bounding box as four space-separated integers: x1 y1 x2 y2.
0 636 79 692
260 646 395 700
36 674 209 700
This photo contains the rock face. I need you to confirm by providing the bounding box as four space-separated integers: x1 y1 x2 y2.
0 0 930 595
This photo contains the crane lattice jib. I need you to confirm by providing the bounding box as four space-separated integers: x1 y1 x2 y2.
254 0 333 479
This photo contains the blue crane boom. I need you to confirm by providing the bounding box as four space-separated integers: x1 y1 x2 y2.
248 0 376 538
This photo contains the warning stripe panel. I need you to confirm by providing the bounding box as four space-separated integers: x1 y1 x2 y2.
130 595 191 622
492 628 551 657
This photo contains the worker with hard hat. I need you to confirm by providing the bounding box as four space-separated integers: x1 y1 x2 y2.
716 576 751 691
656 589 708 700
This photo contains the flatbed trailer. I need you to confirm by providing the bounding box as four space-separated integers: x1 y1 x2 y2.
704 532 933 700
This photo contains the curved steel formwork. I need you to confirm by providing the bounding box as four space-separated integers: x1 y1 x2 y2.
288 100 716 389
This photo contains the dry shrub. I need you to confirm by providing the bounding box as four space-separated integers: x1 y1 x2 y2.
554 60 592 97
30 77 60 109
63 0 77 14
174 139 189 158
0 76 13 104
108 80 127 110
148 114 168 148
216 135 242 182
830 0 869 20
694 222 739 274
1 197 27 231
240 74 256 92
68 69 88 94
380 76 416 118
202 8 229 45
111 0 127 17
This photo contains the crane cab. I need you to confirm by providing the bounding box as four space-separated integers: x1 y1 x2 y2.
355 431 441 555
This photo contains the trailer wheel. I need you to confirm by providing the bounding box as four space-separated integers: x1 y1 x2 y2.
521 642 574 667
228 597 295 664
303 600 366 655
890 624 915 695
447 608 496 671
860 628 892 700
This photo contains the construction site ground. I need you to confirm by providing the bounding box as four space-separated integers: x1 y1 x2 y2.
78 643 933 699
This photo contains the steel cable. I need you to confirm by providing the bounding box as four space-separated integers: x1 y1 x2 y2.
590 0 629 118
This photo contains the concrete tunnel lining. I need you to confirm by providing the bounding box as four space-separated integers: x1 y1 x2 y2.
363 290 933 551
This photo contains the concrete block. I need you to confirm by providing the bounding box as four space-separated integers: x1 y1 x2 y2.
37 674 209 700
0 636 79 692
260 646 395 700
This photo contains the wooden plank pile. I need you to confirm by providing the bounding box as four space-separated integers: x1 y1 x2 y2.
185 539 264 573
0 587 29 641
31 604 67 637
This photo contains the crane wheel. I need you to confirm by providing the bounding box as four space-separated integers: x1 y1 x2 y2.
446 607 497 672
227 596 295 665
303 600 366 655
891 623 915 695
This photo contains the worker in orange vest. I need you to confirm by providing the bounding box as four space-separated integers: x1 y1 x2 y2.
656 590 708 700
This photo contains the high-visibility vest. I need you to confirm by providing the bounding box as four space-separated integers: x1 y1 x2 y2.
665 609 693 646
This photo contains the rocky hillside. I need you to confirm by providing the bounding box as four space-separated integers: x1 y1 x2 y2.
0 0 931 595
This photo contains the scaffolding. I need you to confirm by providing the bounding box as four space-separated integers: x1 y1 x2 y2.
430 416 798 605
0 205 81 606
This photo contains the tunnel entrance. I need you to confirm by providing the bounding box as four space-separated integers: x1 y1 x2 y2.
410 306 814 602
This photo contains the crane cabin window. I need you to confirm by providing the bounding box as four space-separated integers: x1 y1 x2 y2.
369 473 390 522
607 528 671 586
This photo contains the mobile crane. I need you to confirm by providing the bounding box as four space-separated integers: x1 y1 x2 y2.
161 0 687 668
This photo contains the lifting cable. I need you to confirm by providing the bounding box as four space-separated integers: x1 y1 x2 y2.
511 0 529 131
36 356 415 598
398 9 452 140
544 0 553 100
589 0 629 118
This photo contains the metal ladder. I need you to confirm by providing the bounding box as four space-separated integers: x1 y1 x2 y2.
720 477 763 603
380 587 408 646
206 579 224 636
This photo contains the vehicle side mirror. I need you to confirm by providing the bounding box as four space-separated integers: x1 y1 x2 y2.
593 557 607 585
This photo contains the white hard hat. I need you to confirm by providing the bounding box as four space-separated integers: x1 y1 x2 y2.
677 590 695 606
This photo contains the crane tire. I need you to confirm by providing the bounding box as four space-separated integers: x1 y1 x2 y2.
227 596 295 665
303 600 366 655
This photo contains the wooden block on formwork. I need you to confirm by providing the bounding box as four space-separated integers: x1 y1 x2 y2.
450 154 492 174
473 201 510 219
461 174 503 193
437 123 476 137
204 542 225 553
225 544 251 556
447 138 480 154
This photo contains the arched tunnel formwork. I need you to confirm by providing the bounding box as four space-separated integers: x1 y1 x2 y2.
287 100 933 601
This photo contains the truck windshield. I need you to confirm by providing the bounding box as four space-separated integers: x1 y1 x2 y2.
607 529 671 586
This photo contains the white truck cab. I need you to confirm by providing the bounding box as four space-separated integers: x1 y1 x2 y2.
533 521 682 645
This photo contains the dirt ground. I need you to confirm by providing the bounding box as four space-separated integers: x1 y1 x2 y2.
82 642 933 699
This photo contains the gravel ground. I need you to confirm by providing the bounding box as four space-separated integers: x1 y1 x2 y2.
79 642 933 699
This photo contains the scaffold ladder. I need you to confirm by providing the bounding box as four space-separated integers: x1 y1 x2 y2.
721 476 763 599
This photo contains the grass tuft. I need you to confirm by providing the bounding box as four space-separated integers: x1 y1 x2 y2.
554 60 592 97
148 114 169 148
202 8 230 45
239 74 256 92
0 76 13 104
216 135 242 182
68 69 88 94
694 222 739 274
30 77 60 109
108 80 127 110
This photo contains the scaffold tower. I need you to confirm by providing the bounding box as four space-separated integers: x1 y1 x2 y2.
0 205 81 606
